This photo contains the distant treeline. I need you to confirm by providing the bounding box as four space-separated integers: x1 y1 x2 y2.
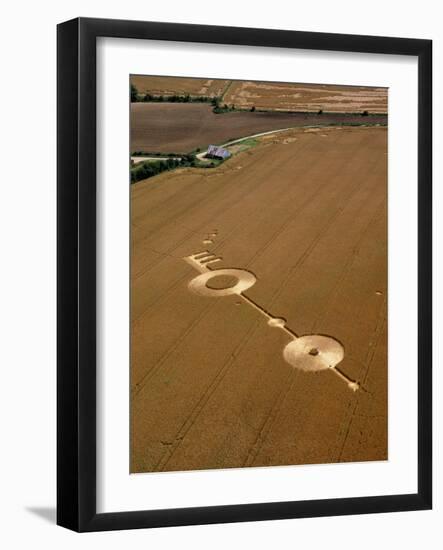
131 154 196 184
130 84 246 112
131 83 218 105
132 151 183 157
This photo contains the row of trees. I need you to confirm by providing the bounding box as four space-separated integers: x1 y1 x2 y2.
131 83 217 104
130 154 197 184
132 151 181 157
141 93 212 103
130 84 244 113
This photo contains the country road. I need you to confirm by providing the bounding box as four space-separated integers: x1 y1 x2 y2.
195 126 300 162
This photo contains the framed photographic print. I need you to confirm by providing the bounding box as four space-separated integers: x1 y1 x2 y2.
57 17 432 531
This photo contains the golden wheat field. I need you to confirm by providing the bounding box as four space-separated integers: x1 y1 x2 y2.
130 125 387 473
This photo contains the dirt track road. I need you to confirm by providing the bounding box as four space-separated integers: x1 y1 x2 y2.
196 127 304 161
130 126 387 473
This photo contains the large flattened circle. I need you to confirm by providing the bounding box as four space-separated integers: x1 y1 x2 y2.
283 335 344 372
188 268 257 297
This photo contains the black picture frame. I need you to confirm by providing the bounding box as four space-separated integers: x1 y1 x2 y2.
57 17 432 532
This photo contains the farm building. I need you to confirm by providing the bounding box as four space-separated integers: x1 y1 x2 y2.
206 144 231 160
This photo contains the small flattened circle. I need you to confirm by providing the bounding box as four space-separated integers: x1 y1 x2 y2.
268 317 286 328
283 335 344 372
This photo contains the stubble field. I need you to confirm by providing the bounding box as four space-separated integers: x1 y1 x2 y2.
131 76 388 114
223 81 388 113
130 126 387 473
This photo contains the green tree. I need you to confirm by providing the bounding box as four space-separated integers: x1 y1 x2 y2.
130 83 139 102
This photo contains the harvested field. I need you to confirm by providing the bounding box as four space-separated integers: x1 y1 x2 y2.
131 102 387 153
131 126 387 473
131 75 228 97
224 81 388 114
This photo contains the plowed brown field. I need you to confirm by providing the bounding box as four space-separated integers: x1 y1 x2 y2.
131 102 387 153
130 126 387 473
